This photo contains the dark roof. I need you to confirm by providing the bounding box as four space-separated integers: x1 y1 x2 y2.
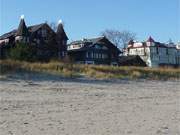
0 23 48 40
70 36 105 45
56 23 68 40
119 55 147 66
0 30 17 40
69 36 121 53
16 19 29 36
127 40 168 49
68 44 94 53
147 36 155 42
28 23 46 33
128 40 134 45
153 42 167 48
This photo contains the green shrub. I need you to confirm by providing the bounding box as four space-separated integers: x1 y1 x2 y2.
8 43 37 61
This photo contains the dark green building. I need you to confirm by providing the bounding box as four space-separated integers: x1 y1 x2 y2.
68 37 121 65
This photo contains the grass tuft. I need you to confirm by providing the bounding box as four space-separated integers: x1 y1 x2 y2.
0 59 180 80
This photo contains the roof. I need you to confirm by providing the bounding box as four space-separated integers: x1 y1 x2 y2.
56 23 68 40
68 44 95 53
70 36 105 45
16 19 29 36
128 40 134 45
28 23 46 33
127 40 168 49
0 30 17 40
151 42 168 48
118 55 147 66
69 36 121 53
147 36 155 42
0 23 48 40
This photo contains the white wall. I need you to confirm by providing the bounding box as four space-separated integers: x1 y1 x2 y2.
128 42 179 67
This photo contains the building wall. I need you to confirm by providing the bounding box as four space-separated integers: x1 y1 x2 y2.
68 42 119 65
127 42 179 67
128 47 151 66
176 49 180 66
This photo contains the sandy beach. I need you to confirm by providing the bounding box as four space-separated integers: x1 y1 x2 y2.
0 73 180 135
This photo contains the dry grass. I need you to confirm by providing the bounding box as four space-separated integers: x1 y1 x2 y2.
0 59 180 80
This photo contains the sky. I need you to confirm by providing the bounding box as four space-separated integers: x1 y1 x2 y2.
0 0 179 43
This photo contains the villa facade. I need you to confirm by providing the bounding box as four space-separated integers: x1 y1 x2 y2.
126 37 180 67
68 37 121 65
0 17 68 60
0 17 179 68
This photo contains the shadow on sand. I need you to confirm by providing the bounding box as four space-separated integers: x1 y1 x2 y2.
0 70 135 85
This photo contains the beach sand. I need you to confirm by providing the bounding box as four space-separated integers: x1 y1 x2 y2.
0 73 180 135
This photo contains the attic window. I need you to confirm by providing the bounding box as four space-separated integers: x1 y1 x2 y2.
42 29 47 37
37 30 41 35
95 45 101 49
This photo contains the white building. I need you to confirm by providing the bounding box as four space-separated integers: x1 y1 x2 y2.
176 42 180 66
126 37 179 67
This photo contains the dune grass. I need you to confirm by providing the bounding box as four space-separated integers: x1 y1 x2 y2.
0 59 180 80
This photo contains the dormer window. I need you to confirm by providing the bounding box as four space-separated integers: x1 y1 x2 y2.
95 45 101 49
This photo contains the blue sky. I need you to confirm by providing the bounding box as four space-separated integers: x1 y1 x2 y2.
0 0 179 42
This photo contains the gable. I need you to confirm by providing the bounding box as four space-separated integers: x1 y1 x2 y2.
95 37 121 53
29 23 55 35
93 44 108 50
68 36 121 54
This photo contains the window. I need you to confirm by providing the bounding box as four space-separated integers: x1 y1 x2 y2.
166 48 168 55
95 44 101 49
91 52 93 58
86 52 89 58
37 30 41 35
93 52 95 58
95 53 98 59
156 47 159 54
104 54 108 59
86 52 91 58
102 46 108 50
73 44 82 49
42 29 47 37
102 54 104 59
62 51 65 57
88 52 91 58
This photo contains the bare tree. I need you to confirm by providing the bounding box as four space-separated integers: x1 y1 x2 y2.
45 21 58 32
101 29 136 49
50 22 58 32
